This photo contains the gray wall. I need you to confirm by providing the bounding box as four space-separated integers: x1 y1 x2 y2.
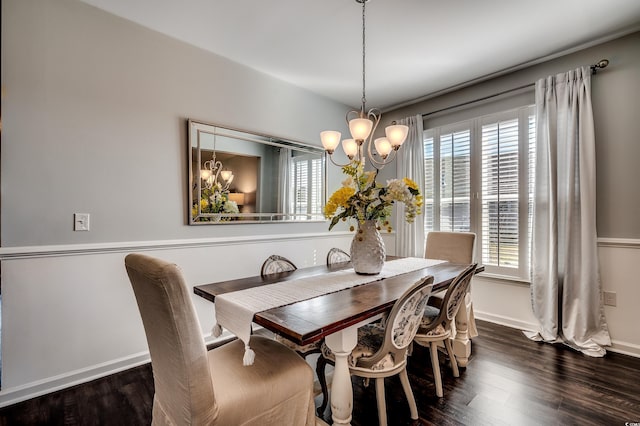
385 31 640 239
1 0 350 247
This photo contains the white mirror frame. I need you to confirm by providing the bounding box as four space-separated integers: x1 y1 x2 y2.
188 119 328 225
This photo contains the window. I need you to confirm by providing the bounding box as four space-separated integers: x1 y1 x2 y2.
424 105 535 280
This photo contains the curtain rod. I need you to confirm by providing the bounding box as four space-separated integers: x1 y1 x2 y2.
421 59 609 118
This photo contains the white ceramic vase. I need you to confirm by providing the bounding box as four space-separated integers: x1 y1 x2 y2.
350 220 385 275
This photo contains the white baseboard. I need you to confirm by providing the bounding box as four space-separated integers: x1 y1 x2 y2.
0 331 231 408
607 340 640 358
475 312 640 358
474 311 539 333
0 352 150 408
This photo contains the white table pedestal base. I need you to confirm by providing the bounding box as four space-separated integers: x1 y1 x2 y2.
452 292 474 367
324 314 382 426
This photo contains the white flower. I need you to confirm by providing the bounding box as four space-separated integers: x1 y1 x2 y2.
223 200 239 214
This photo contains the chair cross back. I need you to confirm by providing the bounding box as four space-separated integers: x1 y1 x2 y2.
261 254 297 277
327 247 351 265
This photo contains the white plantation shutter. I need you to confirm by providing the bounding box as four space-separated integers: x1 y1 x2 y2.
310 158 323 215
295 160 308 215
423 105 534 280
440 129 471 232
481 118 519 268
527 114 536 271
423 135 435 233
291 155 324 218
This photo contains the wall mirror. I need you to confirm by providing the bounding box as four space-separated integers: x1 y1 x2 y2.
188 120 327 224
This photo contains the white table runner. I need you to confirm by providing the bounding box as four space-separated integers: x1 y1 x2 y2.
212 257 445 365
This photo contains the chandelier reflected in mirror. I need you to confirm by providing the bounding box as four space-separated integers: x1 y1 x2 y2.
320 0 408 170
200 134 234 191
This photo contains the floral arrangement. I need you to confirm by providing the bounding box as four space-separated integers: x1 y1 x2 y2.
324 161 423 232
192 182 239 219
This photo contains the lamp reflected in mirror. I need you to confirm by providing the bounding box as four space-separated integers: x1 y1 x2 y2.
228 192 245 206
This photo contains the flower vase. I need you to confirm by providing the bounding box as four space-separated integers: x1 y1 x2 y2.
350 220 386 275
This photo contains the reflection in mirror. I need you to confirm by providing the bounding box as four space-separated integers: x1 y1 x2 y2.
188 120 327 224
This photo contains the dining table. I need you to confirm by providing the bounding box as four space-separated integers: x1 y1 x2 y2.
194 257 483 426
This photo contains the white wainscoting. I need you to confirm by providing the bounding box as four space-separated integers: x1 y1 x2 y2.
472 238 640 358
1 234 637 407
0 231 396 407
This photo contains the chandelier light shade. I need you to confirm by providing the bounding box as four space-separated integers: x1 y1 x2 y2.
385 124 409 148
348 117 374 142
342 139 359 159
321 0 408 169
374 137 392 159
320 130 342 153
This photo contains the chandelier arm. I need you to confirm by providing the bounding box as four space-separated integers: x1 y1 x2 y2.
327 153 355 168
367 148 398 169
346 109 361 125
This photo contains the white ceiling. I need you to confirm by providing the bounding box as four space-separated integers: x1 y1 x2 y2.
79 0 640 110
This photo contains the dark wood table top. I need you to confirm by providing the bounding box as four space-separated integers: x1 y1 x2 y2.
194 259 483 346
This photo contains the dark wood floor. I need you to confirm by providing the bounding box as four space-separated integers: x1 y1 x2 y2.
2 320 639 425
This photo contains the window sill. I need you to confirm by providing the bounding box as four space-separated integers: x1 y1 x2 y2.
476 271 531 285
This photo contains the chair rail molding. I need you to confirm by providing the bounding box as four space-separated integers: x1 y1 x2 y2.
597 237 640 249
0 231 358 260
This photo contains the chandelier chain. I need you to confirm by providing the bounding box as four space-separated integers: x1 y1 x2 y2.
361 0 367 112
320 0 409 171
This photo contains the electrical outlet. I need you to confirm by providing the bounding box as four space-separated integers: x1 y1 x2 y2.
74 213 90 231
603 291 617 307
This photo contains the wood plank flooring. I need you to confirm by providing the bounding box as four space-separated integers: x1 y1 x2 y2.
1 320 639 425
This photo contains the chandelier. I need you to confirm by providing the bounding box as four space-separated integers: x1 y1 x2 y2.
320 0 408 169
200 132 234 191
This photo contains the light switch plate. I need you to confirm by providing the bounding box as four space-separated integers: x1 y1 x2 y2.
74 213 90 231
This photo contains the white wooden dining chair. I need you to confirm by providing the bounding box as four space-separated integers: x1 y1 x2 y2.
413 263 477 398
124 253 316 425
316 276 434 426
260 254 297 277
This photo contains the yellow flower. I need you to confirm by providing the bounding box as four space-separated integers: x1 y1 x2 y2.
403 177 418 191
324 160 422 231
200 199 208 210
324 186 355 218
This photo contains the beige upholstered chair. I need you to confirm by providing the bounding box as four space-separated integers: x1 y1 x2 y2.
326 247 351 265
425 231 476 264
317 276 434 426
425 231 478 338
260 254 297 277
413 263 477 398
124 253 316 426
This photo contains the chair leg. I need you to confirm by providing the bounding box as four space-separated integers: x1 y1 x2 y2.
399 369 418 420
316 356 330 417
374 377 387 426
430 342 443 398
444 337 459 377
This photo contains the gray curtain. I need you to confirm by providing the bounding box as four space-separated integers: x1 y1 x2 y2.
395 114 426 257
278 148 291 215
524 66 611 356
